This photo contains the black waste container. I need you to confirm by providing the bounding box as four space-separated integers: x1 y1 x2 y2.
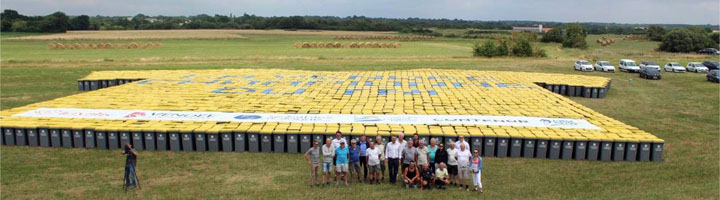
260 134 272 153
470 136 483 155
72 129 84 148
39 128 50 147
181 131 194 151
195 132 207 152
131 131 144 150
169 132 181 151
107 131 120 149
651 140 663 162
560 85 567 95
96 131 107 149
62 129 73 147
101 80 108 89
568 86 577 96
207 133 220 152
156 132 168 151
312 134 324 148
108 79 117 87
591 88 599 98
27 128 39 146
248 132 261 152
234 132 247 152
84 129 96 148
143 131 156 150
509 137 522 157
561 140 574 160
50 129 62 147
300 134 312 153
586 140 600 161
496 136 509 158
535 137 548 159
600 141 613 161
220 131 233 152
90 80 99 90
287 133 299 153
612 140 626 161
15 128 27 146
77 81 83 91
638 140 651 162
625 140 638 161
119 131 131 148
598 88 607 98
273 134 285 153
574 140 587 160
548 138 562 159
522 138 535 158
3 127 15 145
482 136 496 157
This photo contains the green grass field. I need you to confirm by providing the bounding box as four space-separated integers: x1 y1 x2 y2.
1 31 718 199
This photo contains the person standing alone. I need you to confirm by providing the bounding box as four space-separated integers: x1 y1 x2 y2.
304 141 321 187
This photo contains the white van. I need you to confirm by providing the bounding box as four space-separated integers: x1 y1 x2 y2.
619 59 641 73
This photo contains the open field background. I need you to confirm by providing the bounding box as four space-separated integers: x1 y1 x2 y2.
1 30 718 199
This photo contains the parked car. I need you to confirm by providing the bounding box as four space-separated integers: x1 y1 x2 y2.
702 61 719 70
707 70 720 83
619 59 641 73
594 61 616 72
698 48 720 55
640 61 661 71
639 67 662 80
574 60 594 71
663 62 686 72
686 62 709 73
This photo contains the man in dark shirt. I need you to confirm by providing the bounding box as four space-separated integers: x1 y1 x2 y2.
419 164 435 190
434 144 448 170
122 144 138 189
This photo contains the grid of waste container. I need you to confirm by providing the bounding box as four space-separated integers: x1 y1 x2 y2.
0 69 663 161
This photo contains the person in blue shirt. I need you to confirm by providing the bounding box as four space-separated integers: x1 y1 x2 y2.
335 142 349 186
358 135 368 182
348 139 362 184
471 149 483 193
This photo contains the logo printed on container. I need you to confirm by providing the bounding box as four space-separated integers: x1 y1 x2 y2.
354 116 381 122
234 115 262 120
124 112 146 118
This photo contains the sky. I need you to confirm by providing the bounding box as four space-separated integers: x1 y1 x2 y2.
2 0 719 25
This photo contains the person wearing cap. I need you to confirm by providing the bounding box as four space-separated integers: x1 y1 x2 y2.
403 161 420 189
428 138 438 172
348 139 362 184
366 141 382 184
385 136 403 184
455 143 472 191
434 162 450 189
334 141 349 186
446 142 459 186
374 136 386 182
471 149 484 193
358 135 369 182
321 138 335 186
415 140 430 169
304 140 321 187
454 136 470 152
401 140 417 176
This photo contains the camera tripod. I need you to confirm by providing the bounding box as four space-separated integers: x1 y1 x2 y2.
123 164 141 192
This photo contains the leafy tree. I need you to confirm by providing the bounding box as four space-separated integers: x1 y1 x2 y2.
541 28 563 43
11 20 27 32
39 12 69 33
512 39 533 57
647 25 666 41
70 15 90 30
710 32 720 46
497 39 509 56
659 28 714 52
562 23 587 49
473 40 498 57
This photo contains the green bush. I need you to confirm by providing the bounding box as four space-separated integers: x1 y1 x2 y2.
562 23 587 49
541 28 563 43
472 38 545 58
647 25 666 41
710 32 719 46
512 39 533 57
659 28 715 52
497 39 509 56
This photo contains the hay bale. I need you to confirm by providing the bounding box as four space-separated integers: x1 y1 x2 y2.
301 42 310 48
154 43 163 48
309 42 317 48
600 41 608 46
394 42 401 48
63 44 72 49
55 43 65 49
317 42 325 48
105 43 113 49
73 43 82 49
294 42 301 48
47 43 56 49
129 43 138 49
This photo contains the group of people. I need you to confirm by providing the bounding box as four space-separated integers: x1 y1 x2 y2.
304 131 483 192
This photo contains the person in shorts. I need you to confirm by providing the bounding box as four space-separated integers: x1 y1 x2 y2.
304 140 321 187
419 163 435 190
334 141 349 186
401 141 417 176
374 136 386 181
446 142 459 185
403 161 420 189
321 138 335 186
434 162 450 189
366 141 382 184
455 143 472 191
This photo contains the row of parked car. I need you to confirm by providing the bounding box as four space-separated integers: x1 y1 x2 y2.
573 59 720 82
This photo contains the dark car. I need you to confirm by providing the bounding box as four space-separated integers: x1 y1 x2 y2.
698 48 720 55
639 67 662 80
703 61 719 70
707 70 720 83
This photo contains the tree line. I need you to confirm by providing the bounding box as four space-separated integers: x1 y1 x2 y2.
1 9 716 34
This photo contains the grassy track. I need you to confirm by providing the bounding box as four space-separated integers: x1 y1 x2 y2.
0 31 718 199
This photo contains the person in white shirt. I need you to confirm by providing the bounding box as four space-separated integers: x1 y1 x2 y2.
446 142 459 186
366 141 382 184
454 135 470 152
374 136 386 181
455 143 472 191
385 135 403 184
331 131 347 168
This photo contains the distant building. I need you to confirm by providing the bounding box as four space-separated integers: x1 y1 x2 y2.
512 25 552 33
